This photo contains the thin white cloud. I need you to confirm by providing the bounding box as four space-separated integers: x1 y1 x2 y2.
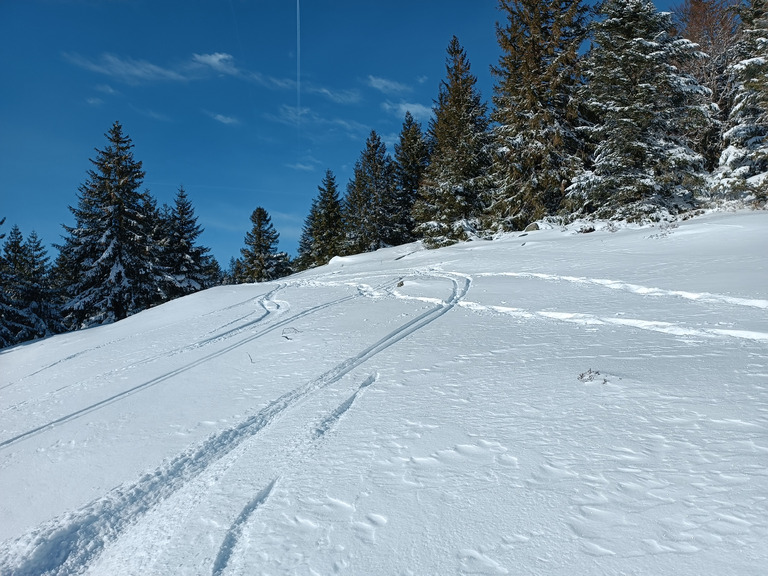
367 75 411 94
382 101 433 123
204 110 240 125
64 52 187 84
285 162 316 172
95 84 117 94
266 105 369 141
129 104 172 122
308 85 361 104
192 52 239 76
86 97 103 106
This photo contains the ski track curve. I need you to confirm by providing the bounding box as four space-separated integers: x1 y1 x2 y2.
0 273 469 576
0 287 284 417
0 290 277 392
0 280 394 450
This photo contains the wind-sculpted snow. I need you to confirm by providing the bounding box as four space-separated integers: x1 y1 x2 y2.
0 211 766 575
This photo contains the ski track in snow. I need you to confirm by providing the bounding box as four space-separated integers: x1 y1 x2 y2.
0 291 275 392
211 479 277 576
0 280 399 449
457 302 768 342
477 272 768 310
0 273 469 576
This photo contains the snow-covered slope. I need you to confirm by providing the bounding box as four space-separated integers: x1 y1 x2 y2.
1 211 767 576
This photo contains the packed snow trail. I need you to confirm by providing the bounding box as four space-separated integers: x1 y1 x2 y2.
0 274 468 575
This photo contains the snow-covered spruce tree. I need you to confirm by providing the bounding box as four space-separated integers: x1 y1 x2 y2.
0 218 12 348
1 227 62 345
412 36 491 249
296 169 344 270
239 207 290 282
394 111 430 243
672 0 742 170
713 0 768 202
58 121 164 326
161 186 218 299
569 0 712 219
295 198 318 272
486 0 588 232
342 131 398 254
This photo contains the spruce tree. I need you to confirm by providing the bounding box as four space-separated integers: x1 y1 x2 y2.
412 36 491 248
296 198 319 271
343 131 398 253
394 112 430 242
0 218 12 348
713 0 768 201
240 207 290 282
58 121 162 325
162 186 218 298
569 0 712 219
487 0 588 231
297 170 344 269
1 228 61 344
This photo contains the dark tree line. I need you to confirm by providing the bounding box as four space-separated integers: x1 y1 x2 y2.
292 0 768 274
1 122 224 347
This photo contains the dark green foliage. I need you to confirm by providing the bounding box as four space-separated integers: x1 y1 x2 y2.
394 112 430 242
296 170 344 270
487 0 588 231
714 0 768 200
239 207 291 282
412 36 491 248
569 0 711 218
1 225 62 347
58 121 164 326
162 186 219 298
343 131 399 253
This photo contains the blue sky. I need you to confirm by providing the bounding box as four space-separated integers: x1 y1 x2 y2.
1 0 675 266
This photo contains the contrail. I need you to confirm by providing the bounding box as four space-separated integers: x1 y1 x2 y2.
296 0 301 153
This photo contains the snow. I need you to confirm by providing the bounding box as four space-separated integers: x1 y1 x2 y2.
1 210 767 575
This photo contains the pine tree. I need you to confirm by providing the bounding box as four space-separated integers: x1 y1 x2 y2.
0 225 27 346
58 121 162 326
0 217 12 348
0 227 60 345
297 170 344 269
487 0 588 231
714 0 768 201
240 207 290 282
412 36 491 248
342 131 398 253
569 0 712 219
162 186 218 298
394 112 430 242
295 198 319 271
672 0 741 170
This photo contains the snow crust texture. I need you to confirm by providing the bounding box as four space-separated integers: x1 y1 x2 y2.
1 211 767 575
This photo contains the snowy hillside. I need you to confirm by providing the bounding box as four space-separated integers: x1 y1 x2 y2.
1 210 767 575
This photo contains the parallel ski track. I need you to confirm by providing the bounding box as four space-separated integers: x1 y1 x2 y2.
0 279 395 450
0 290 276 392
212 373 379 576
0 272 469 576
